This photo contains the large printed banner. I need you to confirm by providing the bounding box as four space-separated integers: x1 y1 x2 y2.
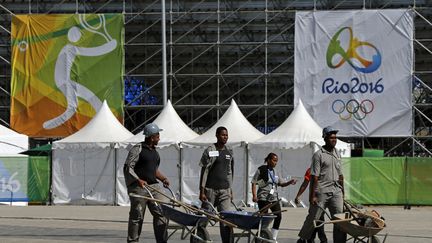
0 156 28 203
11 14 124 137
294 10 413 136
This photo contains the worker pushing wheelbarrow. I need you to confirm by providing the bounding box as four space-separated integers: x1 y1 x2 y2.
129 184 237 242
313 201 387 243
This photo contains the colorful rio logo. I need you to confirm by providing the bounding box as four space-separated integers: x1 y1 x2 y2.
326 27 381 74
332 99 374 120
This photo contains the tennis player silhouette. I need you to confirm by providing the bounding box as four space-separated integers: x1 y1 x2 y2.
43 14 117 129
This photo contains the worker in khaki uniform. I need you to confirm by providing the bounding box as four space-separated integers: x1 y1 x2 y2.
199 126 234 243
297 126 347 243
124 123 170 243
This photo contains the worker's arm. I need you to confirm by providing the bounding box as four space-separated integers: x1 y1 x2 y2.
310 175 319 205
278 178 297 187
251 183 258 202
199 148 211 202
156 169 170 187
295 179 309 204
124 144 146 188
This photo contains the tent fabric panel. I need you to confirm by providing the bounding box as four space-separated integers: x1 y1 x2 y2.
53 142 129 150
52 147 115 205
115 148 130 206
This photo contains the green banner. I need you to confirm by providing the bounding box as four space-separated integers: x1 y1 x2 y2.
342 157 406 204
0 156 28 202
406 157 432 205
28 156 51 203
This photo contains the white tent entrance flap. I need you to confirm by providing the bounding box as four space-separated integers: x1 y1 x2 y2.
52 101 133 205
181 100 263 205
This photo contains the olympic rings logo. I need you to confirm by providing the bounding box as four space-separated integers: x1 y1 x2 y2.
332 99 374 120
326 27 382 74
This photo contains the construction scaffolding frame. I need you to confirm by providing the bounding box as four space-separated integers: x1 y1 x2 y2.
0 0 431 155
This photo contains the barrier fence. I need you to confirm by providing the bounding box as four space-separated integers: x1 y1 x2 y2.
28 156 50 203
343 157 432 205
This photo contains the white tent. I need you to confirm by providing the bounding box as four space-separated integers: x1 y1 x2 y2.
52 101 133 205
248 100 351 205
181 100 264 204
0 125 28 155
119 100 199 205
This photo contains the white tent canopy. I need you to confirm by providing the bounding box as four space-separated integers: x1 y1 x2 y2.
248 100 351 205
125 100 198 146
186 100 263 146
181 100 264 204
250 100 351 154
52 101 133 205
119 100 199 205
0 125 28 155
54 101 133 145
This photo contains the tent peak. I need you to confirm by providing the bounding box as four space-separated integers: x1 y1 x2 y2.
54 100 133 143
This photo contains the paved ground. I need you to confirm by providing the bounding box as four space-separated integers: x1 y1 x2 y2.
0 205 431 242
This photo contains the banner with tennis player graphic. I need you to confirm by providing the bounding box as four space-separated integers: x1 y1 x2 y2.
294 9 413 137
11 14 124 137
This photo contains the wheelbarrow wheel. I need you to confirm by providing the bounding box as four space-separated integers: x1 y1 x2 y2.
368 236 381 243
254 228 272 243
190 227 210 243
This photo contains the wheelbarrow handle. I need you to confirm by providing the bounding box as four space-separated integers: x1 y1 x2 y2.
145 184 238 228
231 200 242 211
128 193 180 207
252 200 280 216
260 209 287 216
343 201 365 226
313 218 354 228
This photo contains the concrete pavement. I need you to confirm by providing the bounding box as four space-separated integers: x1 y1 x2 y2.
0 205 431 242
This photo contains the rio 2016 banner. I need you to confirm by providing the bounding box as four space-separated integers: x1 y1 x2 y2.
0 157 28 204
294 10 413 136
11 14 124 137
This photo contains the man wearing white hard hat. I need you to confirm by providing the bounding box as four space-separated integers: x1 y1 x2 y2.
124 123 170 243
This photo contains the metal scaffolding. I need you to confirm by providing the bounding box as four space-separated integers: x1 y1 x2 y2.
0 0 431 155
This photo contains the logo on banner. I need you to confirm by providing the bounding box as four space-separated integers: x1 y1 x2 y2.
332 99 374 120
323 26 383 121
10 14 124 137
43 14 117 130
326 27 381 73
